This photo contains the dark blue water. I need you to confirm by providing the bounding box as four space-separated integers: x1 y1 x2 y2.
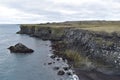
0 24 64 80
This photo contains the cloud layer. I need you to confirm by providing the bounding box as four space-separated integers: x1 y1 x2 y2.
0 0 120 24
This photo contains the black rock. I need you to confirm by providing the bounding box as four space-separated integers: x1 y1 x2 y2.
56 58 60 61
8 43 34 53
48 62 52 65
63 67 70 71
57 70 65 75
50 55 56 59
66 72 72 76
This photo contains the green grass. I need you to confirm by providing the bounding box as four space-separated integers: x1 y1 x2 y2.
80 25 120 33
64 50 92 67
64 49 114 69
94 37 114 46
64 50 82 62
50 27 65 36
21 21 120 33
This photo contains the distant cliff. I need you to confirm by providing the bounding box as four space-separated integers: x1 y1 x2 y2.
18 24 120 70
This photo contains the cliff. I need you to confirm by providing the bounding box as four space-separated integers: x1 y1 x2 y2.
18 23 120 71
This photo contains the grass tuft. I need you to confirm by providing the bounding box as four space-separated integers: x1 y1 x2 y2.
64 50 92 67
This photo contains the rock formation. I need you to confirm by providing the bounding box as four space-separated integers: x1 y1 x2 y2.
18 25 120 69
8 43 34 53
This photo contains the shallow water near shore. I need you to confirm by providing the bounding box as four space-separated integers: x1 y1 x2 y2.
0 24 70 80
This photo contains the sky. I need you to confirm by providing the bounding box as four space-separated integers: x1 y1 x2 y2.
0 0 120 24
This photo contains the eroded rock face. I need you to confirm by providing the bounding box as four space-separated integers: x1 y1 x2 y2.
18 25 120 68
8 43 34 53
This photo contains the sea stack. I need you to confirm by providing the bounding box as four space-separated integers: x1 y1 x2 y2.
8 43 34 53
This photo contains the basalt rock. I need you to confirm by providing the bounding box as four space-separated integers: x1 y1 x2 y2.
8 43 34 53
18 25 120 69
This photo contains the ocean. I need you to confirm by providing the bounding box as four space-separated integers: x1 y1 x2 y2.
0 24 67 80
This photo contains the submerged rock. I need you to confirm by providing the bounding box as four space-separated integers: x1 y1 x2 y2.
8 43 34 53
53 66 60 70
48 62 52 65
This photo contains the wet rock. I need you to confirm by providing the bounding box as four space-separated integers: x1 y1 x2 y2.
57 70 65 75
56 58 60 61
66 72 72 76
63 67 70 71
63 58 66 61
48 62 52 65
8 43 34 53
50 55 56 59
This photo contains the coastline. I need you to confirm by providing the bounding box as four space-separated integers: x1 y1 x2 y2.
17 22 120 80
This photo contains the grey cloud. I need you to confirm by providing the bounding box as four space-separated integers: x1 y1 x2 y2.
0 0 120 23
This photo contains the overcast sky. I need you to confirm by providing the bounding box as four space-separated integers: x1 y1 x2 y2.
0 0 120 24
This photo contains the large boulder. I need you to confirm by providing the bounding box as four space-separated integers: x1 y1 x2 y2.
8 43 34 53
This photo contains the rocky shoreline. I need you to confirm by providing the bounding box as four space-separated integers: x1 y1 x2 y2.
18 24 120 80
51 41 120 80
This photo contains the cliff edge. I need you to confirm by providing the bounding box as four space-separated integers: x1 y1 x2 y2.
18 22 120 73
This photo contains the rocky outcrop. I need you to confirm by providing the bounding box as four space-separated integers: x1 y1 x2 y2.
18 25 120 69
18 25 66 41
64 29 120 68
8 43 34 53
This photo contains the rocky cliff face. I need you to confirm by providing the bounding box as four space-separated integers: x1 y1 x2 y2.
64 29 120 68
18 25 120 69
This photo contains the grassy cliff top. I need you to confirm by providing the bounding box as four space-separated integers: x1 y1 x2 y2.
21 21 120 33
